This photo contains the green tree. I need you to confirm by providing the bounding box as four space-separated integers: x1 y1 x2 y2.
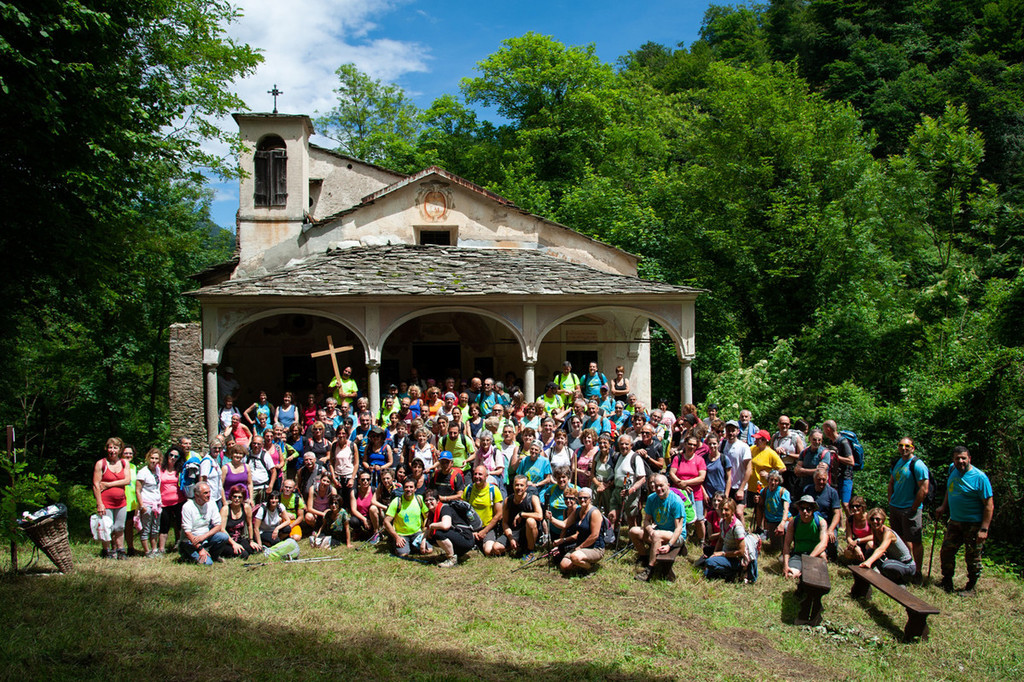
0 0 258 480
315 63 422 168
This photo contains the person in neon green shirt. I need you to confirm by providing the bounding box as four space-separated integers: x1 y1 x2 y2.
329 365 359 407
539 382 563 418
463 465 505 556
385 478 431 556
555 361 580 408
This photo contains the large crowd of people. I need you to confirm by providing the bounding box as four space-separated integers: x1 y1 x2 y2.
92 360 994 592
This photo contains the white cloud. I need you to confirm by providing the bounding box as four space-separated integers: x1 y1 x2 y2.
227 0 430 119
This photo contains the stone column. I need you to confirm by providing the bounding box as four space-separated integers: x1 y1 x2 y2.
205 363 219 444
367 360 381 417
680 358 693 407
523 362 536 402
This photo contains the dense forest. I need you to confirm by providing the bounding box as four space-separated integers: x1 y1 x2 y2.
2 1 1022 555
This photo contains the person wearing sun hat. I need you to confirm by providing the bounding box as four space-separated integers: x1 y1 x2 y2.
781 495 828 579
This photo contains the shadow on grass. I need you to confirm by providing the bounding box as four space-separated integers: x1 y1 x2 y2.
851 594 905 641
0 565 671 681
780 589 801 624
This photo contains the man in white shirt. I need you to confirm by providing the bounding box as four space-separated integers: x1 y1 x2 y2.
723 420 752 517
179 483 228 565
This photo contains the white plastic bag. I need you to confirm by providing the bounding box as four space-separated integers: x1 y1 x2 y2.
90 513 113 541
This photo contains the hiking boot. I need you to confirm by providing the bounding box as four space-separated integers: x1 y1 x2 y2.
940 577 954 593
438 555 458 568
115 549 128 561
635 566 653 582
368 532 380 546
100 549 110 559
634 552 648 565
961 579 977 595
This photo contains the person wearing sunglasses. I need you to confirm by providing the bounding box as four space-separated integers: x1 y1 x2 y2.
858 508 916 584
781 495 828 580
557 487 606 575
157 445 187 555
220 484 260 559
842 495 872 564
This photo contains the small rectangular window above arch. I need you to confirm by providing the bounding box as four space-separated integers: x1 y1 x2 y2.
415 226 457 246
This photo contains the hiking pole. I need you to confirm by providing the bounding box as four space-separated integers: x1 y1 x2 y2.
511 547 556 572
927 509 939 581
609 542 633 562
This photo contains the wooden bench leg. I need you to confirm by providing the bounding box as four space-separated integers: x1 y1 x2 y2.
904 611 930 642
850 576 872 599
796 589 825 626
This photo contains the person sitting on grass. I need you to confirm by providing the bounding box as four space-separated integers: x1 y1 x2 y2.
842 495 872 564
702 498 748 582
424 488 474 567
179 482 229 565
279 479 307 539
557 487 606 576
762 469 790 551
781 495 828 580
630 474 686 582
310 493 346 549
254 490 292 547
702 491 726 556
384 478 431 557
859 508 916 584
305 472 337 543
348 472 379 543
500 475 543 556
220 484 260 559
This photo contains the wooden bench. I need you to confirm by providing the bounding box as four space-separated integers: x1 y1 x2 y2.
652 545 682 581
849 565 940 641
794 555 830 626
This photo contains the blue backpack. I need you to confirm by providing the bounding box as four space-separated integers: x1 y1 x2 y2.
840 430 865 471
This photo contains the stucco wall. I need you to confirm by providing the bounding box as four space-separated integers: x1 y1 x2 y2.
308 147 401 219
169 322 206 448
298 179 638 276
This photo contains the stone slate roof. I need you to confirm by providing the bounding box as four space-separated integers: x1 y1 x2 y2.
193 244 701 298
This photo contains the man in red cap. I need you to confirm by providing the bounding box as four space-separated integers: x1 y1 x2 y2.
747 429 785 533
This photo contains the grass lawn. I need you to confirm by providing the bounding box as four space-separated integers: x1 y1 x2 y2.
2 531 1022 682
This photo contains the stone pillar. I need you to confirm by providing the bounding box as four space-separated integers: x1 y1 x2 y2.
523 362 536 402
367 360 381 416
168 322 206 447
205 363 219 445
680 358 693 407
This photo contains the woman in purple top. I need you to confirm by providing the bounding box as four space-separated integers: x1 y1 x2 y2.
222 444 253 500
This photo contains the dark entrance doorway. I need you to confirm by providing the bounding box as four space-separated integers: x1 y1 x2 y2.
412 342 461 383
566 350 598 377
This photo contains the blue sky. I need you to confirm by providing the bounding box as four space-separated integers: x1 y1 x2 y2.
209 0 713 229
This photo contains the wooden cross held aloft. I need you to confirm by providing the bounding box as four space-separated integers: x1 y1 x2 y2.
310 335 354 385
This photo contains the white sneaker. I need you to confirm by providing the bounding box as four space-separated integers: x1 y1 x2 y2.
438 556 458 568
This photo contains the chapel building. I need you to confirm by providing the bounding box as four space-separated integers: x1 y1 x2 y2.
169 113 701 443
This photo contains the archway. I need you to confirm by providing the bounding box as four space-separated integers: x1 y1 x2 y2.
380 310 525 391
220 312 366 411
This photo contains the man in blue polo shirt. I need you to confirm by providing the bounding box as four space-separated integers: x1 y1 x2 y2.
629 474 685 582
935 446 993 594
580 362 608 401
888 437 930 583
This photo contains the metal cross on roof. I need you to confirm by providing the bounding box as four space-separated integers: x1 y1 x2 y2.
268 84 283 114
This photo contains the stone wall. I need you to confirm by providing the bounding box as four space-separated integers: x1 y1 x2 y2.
168 322 206 448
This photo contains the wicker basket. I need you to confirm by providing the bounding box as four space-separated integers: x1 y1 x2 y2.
22 515 74 574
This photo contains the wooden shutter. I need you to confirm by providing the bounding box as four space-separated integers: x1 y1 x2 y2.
254 150 270 206
271 149 288 206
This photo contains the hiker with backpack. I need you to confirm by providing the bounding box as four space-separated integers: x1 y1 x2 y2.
424 488 474 567
781 495 829 579
888 437 931 584
462 465 505 556
823 420 857 518
802 468 843 561
431 451 467 503
384 478 431 557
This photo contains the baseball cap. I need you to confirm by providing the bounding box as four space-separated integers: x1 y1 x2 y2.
438 450 453 461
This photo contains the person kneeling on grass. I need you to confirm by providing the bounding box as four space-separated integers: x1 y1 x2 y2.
501 475 543 556
630 474 686 582
781 495 828 580
424 488 474 567
385 478 431 557
220 484 261 559
701 498 748 581
558 487 606 575
859 508 916 584
179 482 229 565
